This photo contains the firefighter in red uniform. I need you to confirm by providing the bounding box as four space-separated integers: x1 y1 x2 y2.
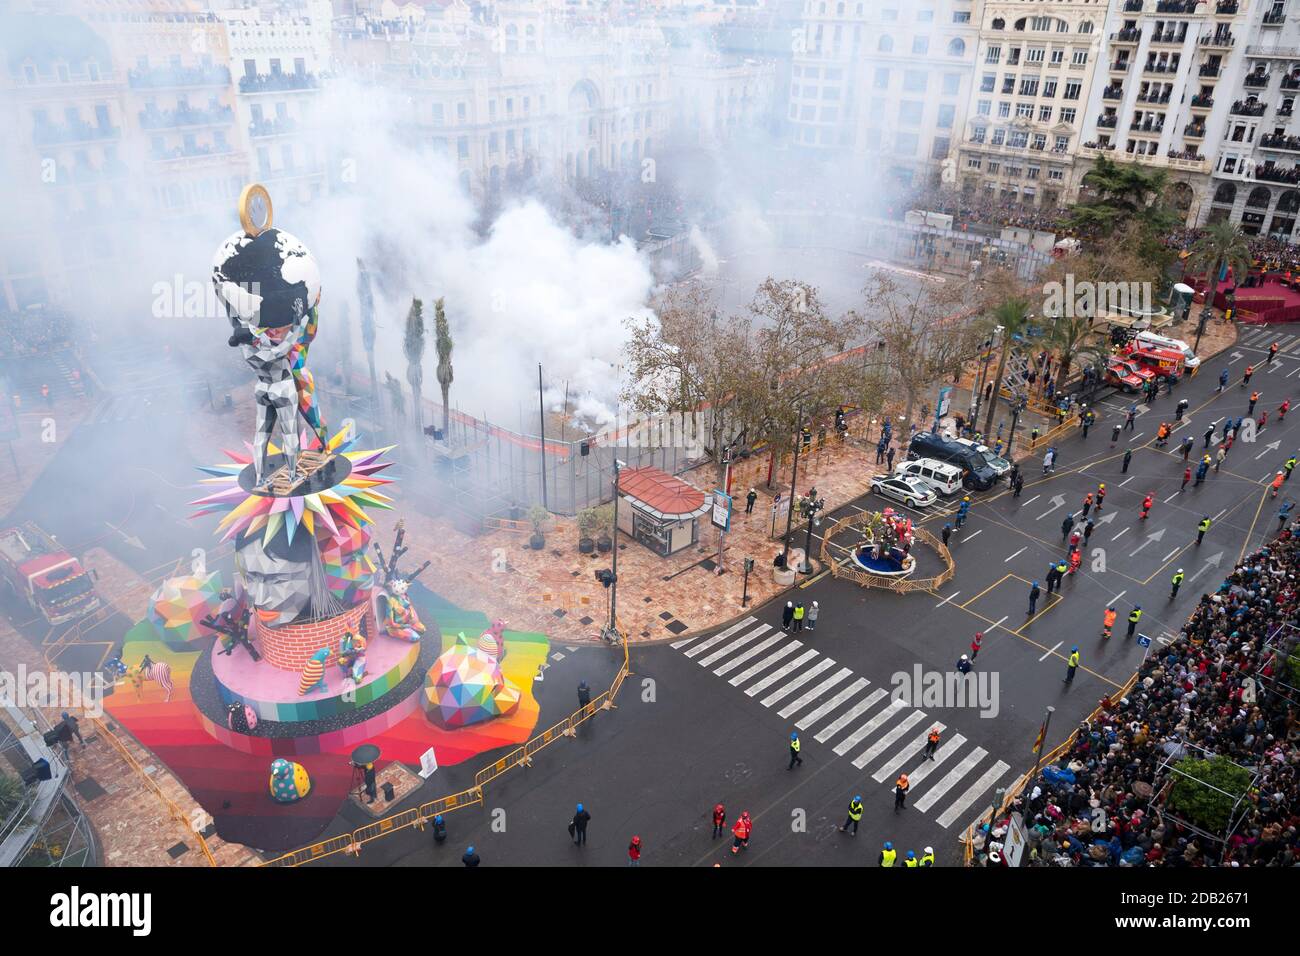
1141 493 1153 520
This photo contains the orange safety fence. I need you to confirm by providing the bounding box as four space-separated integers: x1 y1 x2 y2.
960 669 1141 866
259 621 632 867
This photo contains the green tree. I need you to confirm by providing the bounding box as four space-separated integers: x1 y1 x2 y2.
384 371 406 421
982 296 1035 435
1188 220 1252 350
433 297 454 442
1166 756 1252 834
1065 155 1178 237
403 297 426 436
356 258 378 408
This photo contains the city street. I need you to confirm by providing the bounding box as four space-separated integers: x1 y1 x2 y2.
331 323 1300 867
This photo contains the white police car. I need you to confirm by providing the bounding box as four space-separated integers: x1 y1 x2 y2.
870 474 938 509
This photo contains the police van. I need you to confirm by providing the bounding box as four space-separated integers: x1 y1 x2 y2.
893 458 964 496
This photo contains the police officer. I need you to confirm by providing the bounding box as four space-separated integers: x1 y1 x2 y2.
920 846 935 867
1286 455 1298 481
432 814 448 845
577 680 591 711
1170 568 1184 599
1063 645 1080 684
1027 579 1041 615
840 795 864 836
1197 515 1212 545
745 488 758 514
879 842 897 866
788 731 803 769
1176 397 1188 420
1127 606 1143 639
904 851 919 867
942 522 953 546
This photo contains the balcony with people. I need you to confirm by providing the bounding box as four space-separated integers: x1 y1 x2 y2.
1260 132 1300 152
1184 121 1207 138
1255 162 1300 183
1198 32 1235 50
1230 98 1267 115
1103 84 1126 100
128 63 231 90
238 71 320 94
138 103 233 130
248 115 299 138
1097 113 1119 128
1112 27 1142 44
1190 92 1215 109
1244 71 1273 89
1155 0 1200 11
32 118 120 146
1263 7 1287 25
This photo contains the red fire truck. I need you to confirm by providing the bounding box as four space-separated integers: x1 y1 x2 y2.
0 523 100 625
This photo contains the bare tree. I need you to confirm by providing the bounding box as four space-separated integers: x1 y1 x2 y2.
433 297 453 441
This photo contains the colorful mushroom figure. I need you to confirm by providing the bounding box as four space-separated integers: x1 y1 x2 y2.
380 578 426 643
269 758 311 803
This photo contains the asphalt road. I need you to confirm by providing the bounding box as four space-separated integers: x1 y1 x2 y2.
351 323 1300 868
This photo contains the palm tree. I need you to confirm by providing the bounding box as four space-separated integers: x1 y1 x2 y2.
384 371 406 421
433 297 453 442
982 297 1034 436
403 297 426 436
1189 220 1252 350
1047 312 1106 393
356 259 378 409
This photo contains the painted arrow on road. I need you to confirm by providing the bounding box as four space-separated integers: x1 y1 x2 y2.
1256 440 1283 460
1189 551 1224 583
1094 512 1116 526
104 521 146 550
1037 495 1066 520
1129 526 1166 558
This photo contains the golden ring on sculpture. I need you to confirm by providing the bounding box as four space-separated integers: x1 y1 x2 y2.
238 183 273 237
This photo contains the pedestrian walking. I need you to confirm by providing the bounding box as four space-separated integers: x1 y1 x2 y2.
1181 466 1191 492
712 803 727 839
1027 580 1041 615
1281 399 1292 421
970 631 983 660
60 712 83 747
1273 471 1286 498
570 803 591 845
894 774 910 812
923 726 942 760
840 795 864 835
886 446 896 469
1181 436 1194 461
1195 457 1209 486
1068 548 1082 576
1197 515 1211 544
1141 493 1153 521
1111 423 1121 446
577 680 591 712
1244 365 1255 388
788 731 803 769
462 845 481 867
1043 447 1056 474
731 811 752 854
745 488 757 514
956 654 972 675
1260 410 1269 431
1127 606 1143 639
1101 606 1116 639
1219 368 1230 392
628 836 642 866
806 601 819 631
432 814 447 845
781 601 794 631
1270 341 1280 364
921 847 935 867
1069 529 1081 551
792 602 805 633
1012 472 1024 498
1170 568 1184 599
1122 449 1133 473
1064 645 1080 684
942 523 953 546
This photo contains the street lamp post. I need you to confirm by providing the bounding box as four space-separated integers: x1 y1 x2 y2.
800 489 825 574
779 409 805 570
741 557 754 607
601 458 625 644
1006 397 1025 458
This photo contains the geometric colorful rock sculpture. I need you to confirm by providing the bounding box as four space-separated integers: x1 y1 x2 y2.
269 758 311 803
298 647 329 696
421 624 521 729
146 571 225 649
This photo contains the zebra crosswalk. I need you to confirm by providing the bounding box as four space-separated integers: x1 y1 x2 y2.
670 617 1012 830
1241 328 1300 354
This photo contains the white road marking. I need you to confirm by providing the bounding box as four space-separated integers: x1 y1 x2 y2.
1164 491 1180 503
914 746 988 812
696 624 772 667
1214 508 1227 520
757 655 834 706
813 689 888 743
1111 527 1130 541
935 591 962 608
1162 547 1180 562
685 619 764 659
796 678 871 730
1039 641 1063 662
963 529 983 541
1118 476 1134 487
727 641 803 687
935 760 1012 829
777 667 853 720
1020 495 1040 507
1109 590 1127 606
986 615 1010 633
713 634 785 677
1004 547 1026 562
894 732 968 788
851 710 929 770
871 723 948 783
832 699 907 756
673 616 754 650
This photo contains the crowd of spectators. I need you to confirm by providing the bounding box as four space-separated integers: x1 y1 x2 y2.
974 530 1300 867
896 188 1067 234
1165 228 1300 276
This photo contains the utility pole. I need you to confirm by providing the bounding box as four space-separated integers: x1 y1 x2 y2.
538 363 548 510
779 408 804 570
601 458 624 644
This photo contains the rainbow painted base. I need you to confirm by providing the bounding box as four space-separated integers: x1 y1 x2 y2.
197 692 424 757
212 633 420 724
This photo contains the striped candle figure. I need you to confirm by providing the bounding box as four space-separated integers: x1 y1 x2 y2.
298 648 329 696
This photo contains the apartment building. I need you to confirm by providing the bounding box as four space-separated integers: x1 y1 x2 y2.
956 0 1108 209
788 0 980 188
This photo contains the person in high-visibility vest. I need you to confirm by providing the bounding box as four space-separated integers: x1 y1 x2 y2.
1096 482 1106 510
894 774 910 812
788 732 803 770
1197 515 1212 544
1273 472 1286 498
879 842 897 866
923 726 942 761
1127 606 1143 639
904 851 918 867
921 846 935 867
1170 568 1185 599
731 811 752 854
1063 645 1080 684
1068 548 1082 575
1286 456 1297 481
840 795 864 836
1250 391 1260 415
1102 606 1117 639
